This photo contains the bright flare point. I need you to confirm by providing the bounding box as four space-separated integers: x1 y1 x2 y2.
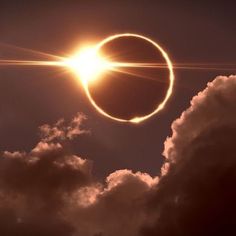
64 33 174 123
1 34 236 123
66 47 111 84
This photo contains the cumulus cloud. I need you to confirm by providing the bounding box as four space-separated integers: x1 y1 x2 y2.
0 114 158 236
164 75 236 163
142 75 236 236
67 170 158 236
1 75 236 236
0 138 93 235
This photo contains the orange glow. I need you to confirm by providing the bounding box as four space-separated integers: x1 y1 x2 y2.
64 46 112 85
2 36 235 123
0 33 175 123
75 33 175 123
1 36 236 124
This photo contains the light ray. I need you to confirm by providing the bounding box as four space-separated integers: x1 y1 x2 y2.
0 59 66 66
110 67 166 84
0 35 235 124
82 33 174 123
0 59 235 71
0 42 64 60
110 62 236 71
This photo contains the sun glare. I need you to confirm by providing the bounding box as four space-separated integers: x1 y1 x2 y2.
83 34 174 123
66 46 111 84
64 33 174 123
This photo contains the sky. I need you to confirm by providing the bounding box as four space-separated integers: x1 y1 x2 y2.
0 1 236 236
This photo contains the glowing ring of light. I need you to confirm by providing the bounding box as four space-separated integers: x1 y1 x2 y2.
83 33 174 123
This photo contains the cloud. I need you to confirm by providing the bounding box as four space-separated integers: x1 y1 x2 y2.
39 112 89 142
0 114 92 236
142 75 236 236
0 141 93 235
1 75 236 236
67 170 158 236
0 114 158 236
164 75 236 163
1 142 92 196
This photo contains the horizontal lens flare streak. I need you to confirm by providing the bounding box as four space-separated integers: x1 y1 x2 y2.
0 35 235 124
0 42 63 60
0 59 65 66
110 67 165 84
0 60 235 71
110 62 236 71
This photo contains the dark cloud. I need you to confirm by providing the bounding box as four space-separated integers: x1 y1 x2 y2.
1 142 92 198
1 75 236 236
0 143 92 235
142 75 236 236
0 114 158 236
66 170 158 236
0 114 93 236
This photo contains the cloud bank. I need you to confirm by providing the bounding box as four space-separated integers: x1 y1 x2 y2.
142 75 236 236
0 113 158 236
1 76 236 235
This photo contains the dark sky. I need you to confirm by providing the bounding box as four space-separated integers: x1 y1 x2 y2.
0 0 235 179
1 1 236 236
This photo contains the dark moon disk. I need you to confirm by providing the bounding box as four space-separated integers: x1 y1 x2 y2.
87 35 170 121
